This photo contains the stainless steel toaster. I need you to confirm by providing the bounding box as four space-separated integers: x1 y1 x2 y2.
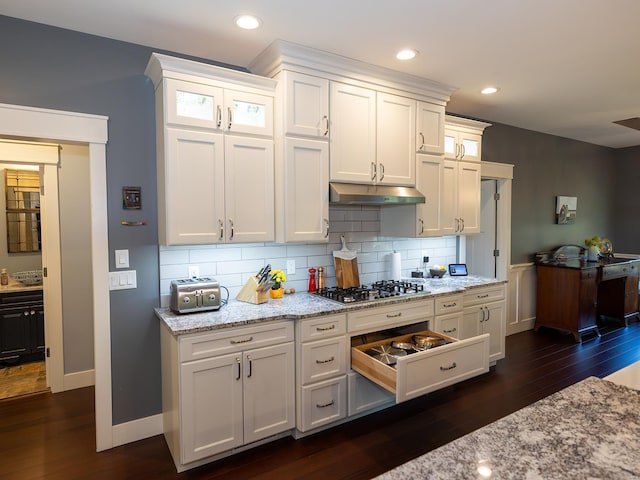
170 277 221 313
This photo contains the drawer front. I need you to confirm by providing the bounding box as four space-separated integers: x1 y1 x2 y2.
299 314 347 342
602 262 639 281
179 321 294 362
463 285 505 306
299 376 347 432
301 336 347 385
348 299 434 334
434 294 463 315
347 372 394 416
395 334 490 402
433 311 461 338
351 330 489 404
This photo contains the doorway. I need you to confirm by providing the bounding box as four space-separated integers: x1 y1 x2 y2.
466 179 498 278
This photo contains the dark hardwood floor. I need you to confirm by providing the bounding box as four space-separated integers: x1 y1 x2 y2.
2 322 640 480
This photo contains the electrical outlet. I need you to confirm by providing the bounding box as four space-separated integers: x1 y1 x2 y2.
188 266 200 278
423 256 429 263
286 259 296 275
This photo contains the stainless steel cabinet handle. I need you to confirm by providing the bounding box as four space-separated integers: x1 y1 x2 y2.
454 218 460 232
440 362 457 371
371 162 377 181
418 218 424 235
323 115 329 136
443 328 456 334
229 219 234 239
480 307 486 322
227 106 233 129
478 293 489 299
230 336 254 344
386 312 402 318
455 143 460 159
247 355 252 378
460 143 466 159
316 400 335 409
485 306 491 321
236 358 241 380
324 218 330 238
379 163 385 181
216 105 222 128
419 132 425 150
315 356 335 364
460 218 465 232
443 302 457 308
218 219 224 240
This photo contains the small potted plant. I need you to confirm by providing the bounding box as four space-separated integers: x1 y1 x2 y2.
584 236 601 262
269 269 287 299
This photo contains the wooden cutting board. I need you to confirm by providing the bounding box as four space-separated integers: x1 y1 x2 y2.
333 236 360 288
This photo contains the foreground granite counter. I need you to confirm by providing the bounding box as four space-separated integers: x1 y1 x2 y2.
375 376 640 479
156 275 505 335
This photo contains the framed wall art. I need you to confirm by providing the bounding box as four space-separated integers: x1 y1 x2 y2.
556 195 577 224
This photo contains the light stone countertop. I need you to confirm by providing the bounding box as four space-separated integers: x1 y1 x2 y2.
374 376 640 480
0 277 43 293
155 275 506 336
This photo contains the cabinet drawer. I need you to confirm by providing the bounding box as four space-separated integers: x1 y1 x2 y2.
347 299 434 334
299 376 347 432
301 336 347 385
347 371 394 416
434 294 463 315
179 321 293 362
351 329 489 403
463 285 505 306
299 314 346 342
433 312 461 338
601 262 639 281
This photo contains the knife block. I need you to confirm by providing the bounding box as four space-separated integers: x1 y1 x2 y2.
236 275 270 304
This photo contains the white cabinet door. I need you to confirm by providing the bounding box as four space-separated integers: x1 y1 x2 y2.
243 342 295 444
282 138 329 242
224 135 274 243
163 128 225 245
416 154 443 236
180 353 243 463
416 101 445 155
462 301 506 363
376 92 416 185
223 89 273 137
457 161 481 234
434 311 462 338
444 128 482 162
165 78 223 130
284 71 329 138
329 82 376 184
441 159 458 235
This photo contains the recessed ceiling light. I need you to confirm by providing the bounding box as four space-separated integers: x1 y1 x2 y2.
234 15 261 30
481 86 500 95
396 49 418 60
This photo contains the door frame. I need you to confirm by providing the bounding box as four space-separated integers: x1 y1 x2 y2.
0 103 112 451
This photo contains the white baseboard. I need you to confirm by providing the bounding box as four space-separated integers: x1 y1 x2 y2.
63 369 95 391
112 413 164 447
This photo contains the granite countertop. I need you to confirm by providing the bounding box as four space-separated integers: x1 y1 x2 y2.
374 376 640 480
156 275 505 336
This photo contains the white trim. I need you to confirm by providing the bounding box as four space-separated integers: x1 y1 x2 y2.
482 161 514 180
63 369 95 391
0 103 111 451
112 413 163 447
507 263 537 336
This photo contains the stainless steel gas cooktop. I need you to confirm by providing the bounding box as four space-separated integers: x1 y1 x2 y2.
313 279 429 304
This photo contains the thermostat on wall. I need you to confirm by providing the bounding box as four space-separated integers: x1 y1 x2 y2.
123 186 141 209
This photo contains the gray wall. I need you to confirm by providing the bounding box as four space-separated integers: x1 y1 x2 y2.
613 146 640 253
480 122 618 263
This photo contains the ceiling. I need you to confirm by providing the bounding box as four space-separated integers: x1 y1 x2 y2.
2 0 640 148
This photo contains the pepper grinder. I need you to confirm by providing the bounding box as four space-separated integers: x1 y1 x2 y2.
308 268 317 292
317 266 325 289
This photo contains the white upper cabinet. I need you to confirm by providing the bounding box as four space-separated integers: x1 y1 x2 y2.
165 78 224 130
223 89 273 137
416 102 445 155
284 71 329 138
444 124 483 162
376 92 416 186
329 81 377 184
441 159 481 235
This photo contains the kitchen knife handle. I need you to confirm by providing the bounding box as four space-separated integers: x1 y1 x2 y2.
323 115 329 136
324 218 330 238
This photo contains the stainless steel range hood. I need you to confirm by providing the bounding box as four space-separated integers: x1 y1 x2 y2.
329 183 425 205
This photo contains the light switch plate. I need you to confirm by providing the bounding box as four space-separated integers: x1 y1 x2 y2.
286 259 296 275
115 249 129 269
109 270 137 290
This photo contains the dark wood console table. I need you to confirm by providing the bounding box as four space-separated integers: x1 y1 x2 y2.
535 257 639 342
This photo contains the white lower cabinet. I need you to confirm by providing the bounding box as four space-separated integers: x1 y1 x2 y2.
461 285 507 363
161 321 294 471
300 376 348 431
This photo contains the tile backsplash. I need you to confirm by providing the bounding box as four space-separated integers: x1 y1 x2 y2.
159 206 458 306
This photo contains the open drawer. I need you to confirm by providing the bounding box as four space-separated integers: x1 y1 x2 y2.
351 330 490 403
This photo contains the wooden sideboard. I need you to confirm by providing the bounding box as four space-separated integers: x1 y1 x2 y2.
535 257 639 342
